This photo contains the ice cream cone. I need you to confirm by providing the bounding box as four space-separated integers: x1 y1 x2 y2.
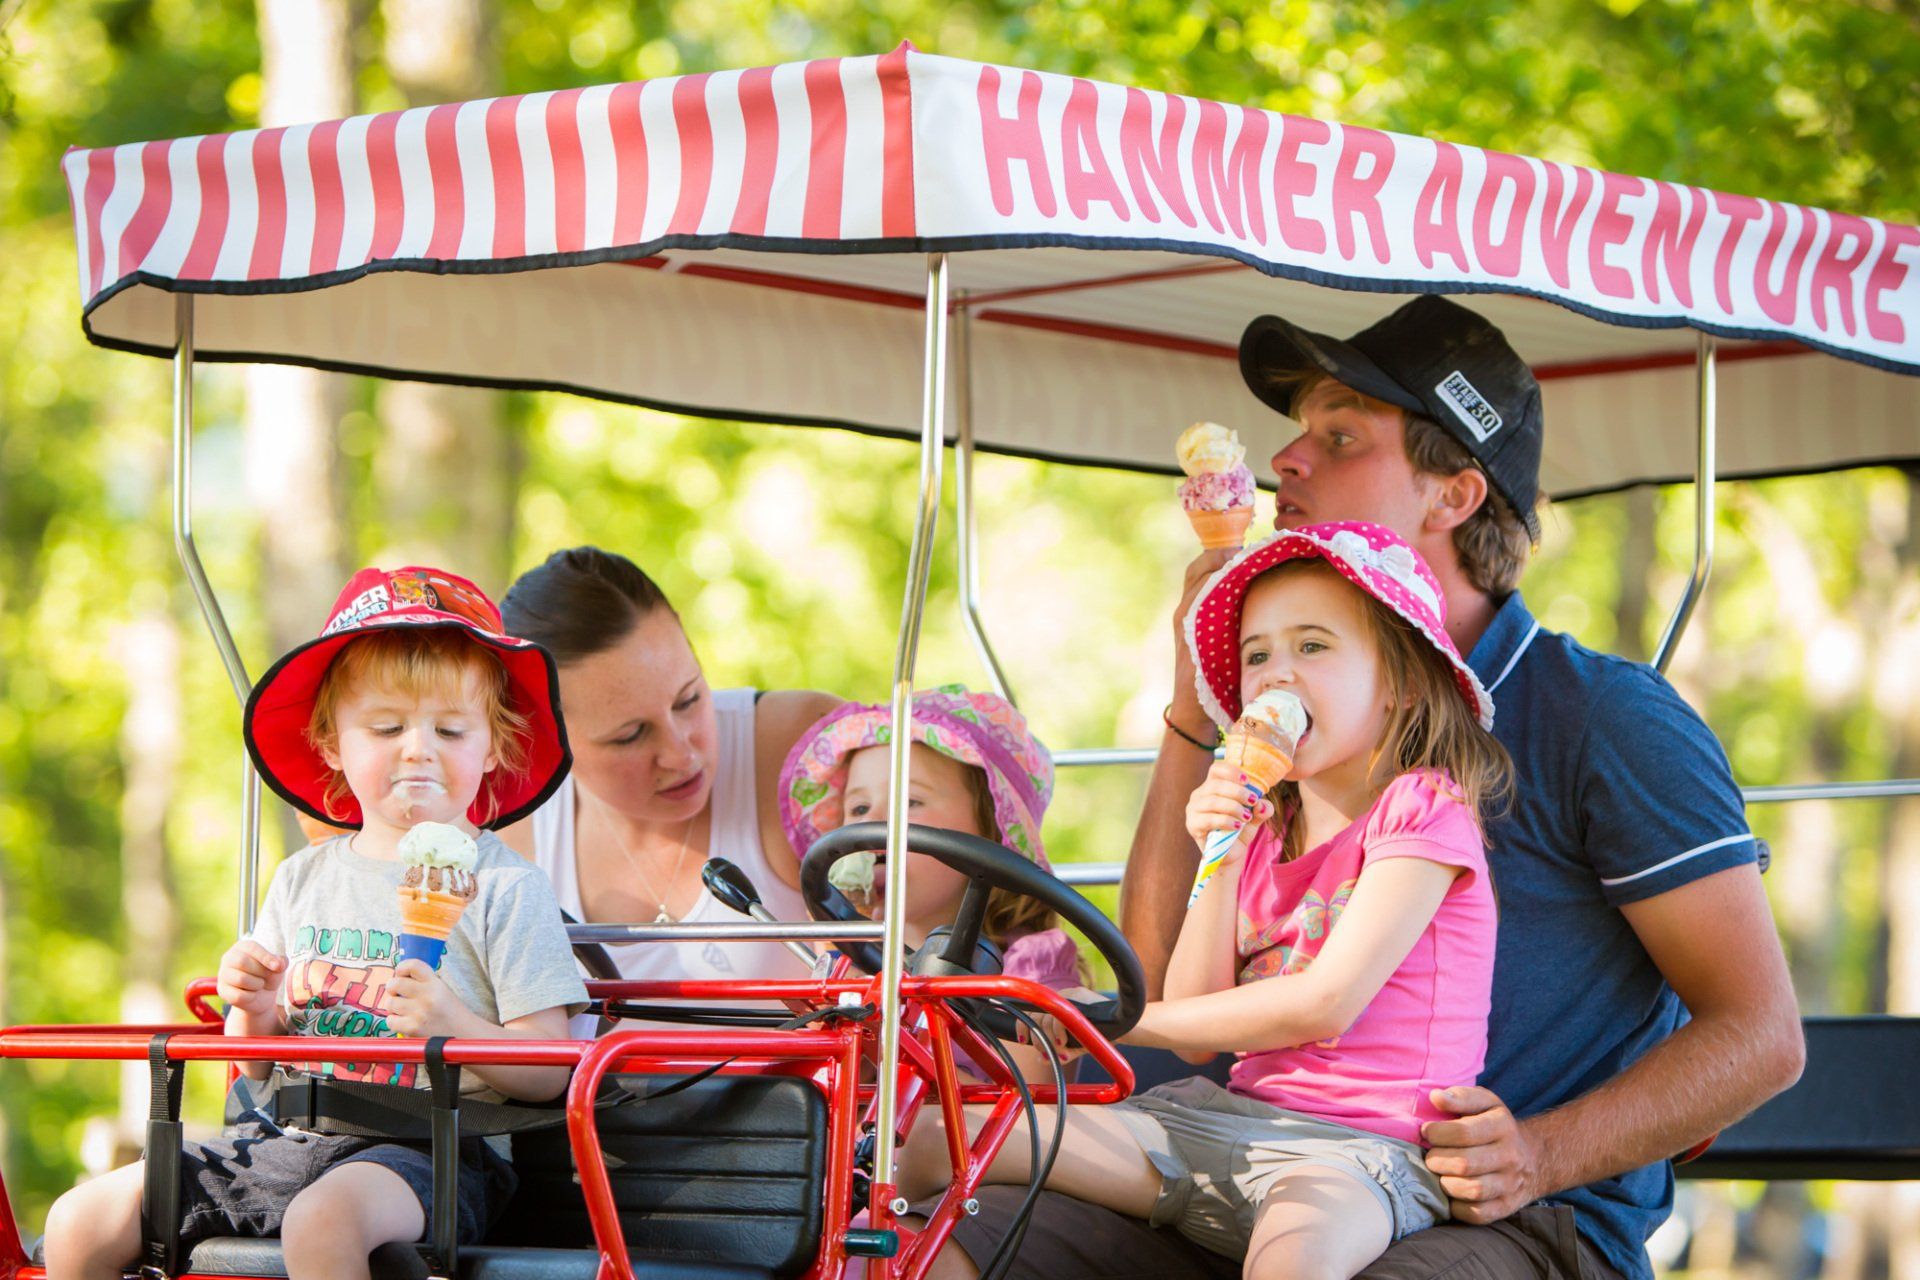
1223 729 1295 792
1189 691 1307 906
393 821 479 968
1187 506 1254 550
395 886 472 968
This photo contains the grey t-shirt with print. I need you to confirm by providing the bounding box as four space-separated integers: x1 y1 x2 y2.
250 830 588 1097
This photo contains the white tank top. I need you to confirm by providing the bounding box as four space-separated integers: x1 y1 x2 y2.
530 687 814 999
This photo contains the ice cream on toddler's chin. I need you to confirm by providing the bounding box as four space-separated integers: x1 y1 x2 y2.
828 850 878 911
393 776 449 823
1176 422 1258 548
395 821 479 970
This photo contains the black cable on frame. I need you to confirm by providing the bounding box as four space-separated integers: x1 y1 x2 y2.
945 1000 1068 1280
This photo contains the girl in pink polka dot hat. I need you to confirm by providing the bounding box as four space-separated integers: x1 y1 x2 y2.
923 523 1516 1275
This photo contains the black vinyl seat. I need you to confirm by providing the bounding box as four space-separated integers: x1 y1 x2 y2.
490 1073 827 1278
1678 1016 1920 1181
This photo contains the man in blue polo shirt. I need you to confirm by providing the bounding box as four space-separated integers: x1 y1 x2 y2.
926 297 1803 1280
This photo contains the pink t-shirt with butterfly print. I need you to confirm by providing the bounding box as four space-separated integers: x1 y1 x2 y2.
1228 768 1497 1145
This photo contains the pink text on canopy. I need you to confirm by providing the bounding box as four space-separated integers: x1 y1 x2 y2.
968 66 1920 351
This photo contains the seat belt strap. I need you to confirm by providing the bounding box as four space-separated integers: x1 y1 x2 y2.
422 1038 461 1280
139 1033 186 1278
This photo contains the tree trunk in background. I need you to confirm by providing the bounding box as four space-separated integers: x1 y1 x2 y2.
1650 525 1755 1278
0 814 8 1172
249 0 353 856
375 0 515 594
113 609 182 1157
1614 487 1658 663
1882 469 1920 1280
1742 489 1855 1015
372 383 514 591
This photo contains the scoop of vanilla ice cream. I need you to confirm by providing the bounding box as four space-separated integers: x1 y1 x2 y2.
1176 422 1246 476
828 849 877 898
1238 689 1308 748
398 821 479 871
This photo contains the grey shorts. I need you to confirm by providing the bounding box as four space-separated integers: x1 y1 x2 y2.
176 1122 513 1248
1108 1076 1448 1259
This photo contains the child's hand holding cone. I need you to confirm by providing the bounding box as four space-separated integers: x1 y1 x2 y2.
387 960 467 1039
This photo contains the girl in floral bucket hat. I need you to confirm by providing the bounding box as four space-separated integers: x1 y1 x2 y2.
779 686 1088 1052
902 525 1513 1277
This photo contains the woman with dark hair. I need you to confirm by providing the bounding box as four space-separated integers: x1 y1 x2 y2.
499 547 841 985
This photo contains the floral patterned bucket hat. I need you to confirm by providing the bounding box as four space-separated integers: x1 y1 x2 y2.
1184 520 1494 732
778 684 1054 870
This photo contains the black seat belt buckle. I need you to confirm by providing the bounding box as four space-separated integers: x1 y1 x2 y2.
283 1071 319 1131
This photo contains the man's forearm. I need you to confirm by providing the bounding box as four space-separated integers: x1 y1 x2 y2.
1161 861 1241 1003
1119 726 1215 1000
1522 1003 1803 1195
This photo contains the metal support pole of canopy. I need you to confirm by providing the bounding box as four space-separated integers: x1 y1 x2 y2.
954 301 1016 706
173 296 264 935
1056 747 1160 767
566 920 886 945
872 255 950 1212
1743 779 1920 803
1654 334 1718 672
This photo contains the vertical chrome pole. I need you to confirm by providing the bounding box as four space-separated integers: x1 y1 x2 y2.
172 296 263 933
873 255 949 1214
953 301 1015 705
1653 332 1717 673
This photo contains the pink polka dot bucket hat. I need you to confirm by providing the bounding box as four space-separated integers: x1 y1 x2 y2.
1183 520 1493 731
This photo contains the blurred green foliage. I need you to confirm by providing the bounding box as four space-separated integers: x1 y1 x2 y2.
3 0 1919 1239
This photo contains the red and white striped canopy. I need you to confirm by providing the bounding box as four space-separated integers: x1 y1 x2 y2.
66 46 1920 498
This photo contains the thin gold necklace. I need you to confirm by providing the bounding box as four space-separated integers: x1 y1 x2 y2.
608 813 699 924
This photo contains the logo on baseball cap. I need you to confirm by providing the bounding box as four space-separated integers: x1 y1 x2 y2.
1239 295 1543 541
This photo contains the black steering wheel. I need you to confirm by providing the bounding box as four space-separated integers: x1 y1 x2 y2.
800 822 1145 1041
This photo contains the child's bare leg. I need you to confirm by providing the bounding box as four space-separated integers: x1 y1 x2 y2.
897 1103 1160 1220
278 1163 426 1280
41 1162 147 1280
1241 1166 1392 1280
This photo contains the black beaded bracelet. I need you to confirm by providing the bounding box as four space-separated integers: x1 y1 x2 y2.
1162 704 1219 752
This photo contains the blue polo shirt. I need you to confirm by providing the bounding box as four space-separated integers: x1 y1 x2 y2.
1469 594 1758 1280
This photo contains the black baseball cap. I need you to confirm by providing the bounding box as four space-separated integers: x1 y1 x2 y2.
1239 295 1543 541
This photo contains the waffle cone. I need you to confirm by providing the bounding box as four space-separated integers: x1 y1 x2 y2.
396 889 469 942
1224 731 1294 791
1186 506 1253 550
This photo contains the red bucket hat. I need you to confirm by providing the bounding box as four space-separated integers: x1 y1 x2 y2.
243 566 570 830
1183 521 1494 732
